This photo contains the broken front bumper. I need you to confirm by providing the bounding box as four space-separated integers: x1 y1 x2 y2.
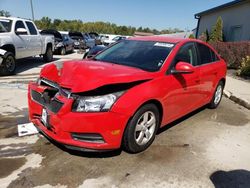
28 82 129 151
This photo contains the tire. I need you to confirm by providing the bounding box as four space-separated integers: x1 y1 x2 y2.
43 45 53 62
208 81 224 109
123 104 160 153
0 52 16 76
60 47 66 55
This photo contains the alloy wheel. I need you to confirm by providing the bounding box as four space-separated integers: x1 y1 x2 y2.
134 111 156 146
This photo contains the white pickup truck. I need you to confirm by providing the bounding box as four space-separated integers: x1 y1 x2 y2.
0 17 54 75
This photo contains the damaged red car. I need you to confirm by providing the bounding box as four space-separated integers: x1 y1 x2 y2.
28 36 226 153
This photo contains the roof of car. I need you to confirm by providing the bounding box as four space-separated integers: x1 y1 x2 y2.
0 16 33 22
128 35 197 44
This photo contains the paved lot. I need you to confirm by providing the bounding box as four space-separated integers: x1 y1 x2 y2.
0 54 250 188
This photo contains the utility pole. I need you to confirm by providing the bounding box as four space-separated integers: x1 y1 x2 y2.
30 0 35 21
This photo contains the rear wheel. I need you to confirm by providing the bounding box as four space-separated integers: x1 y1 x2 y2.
0 52 16 76
43 45 53 62
208 81 224 109
123 104 160 153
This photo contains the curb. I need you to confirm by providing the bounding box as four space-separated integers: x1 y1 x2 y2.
223 90 250 110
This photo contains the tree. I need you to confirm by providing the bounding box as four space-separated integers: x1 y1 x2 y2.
210 17 223 42
0 10 11 17
33 16 184 36
189 34 195 39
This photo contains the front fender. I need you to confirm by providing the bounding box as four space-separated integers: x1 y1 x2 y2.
111 77 164 118
0 49 7 65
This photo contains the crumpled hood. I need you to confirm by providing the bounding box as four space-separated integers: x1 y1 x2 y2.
40 60 156 93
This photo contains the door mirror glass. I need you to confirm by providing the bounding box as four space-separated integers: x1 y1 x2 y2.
16 28 28 35
171 61 194 74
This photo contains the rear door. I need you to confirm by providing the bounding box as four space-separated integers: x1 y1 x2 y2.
163 42 203 122
195 42 220 101
25 21 42 56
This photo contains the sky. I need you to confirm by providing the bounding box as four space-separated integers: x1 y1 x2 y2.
0 0 232 30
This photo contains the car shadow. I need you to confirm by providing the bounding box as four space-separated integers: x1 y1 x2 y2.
15 57 60 74
210 170 250 188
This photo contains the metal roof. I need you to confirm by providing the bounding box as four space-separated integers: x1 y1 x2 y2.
195 0 249 17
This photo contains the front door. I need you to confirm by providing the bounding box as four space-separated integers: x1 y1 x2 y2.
162 42 203 124
13 20 29 59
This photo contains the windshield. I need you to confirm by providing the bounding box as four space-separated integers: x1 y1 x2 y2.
94 40 174 72
0 19 12 33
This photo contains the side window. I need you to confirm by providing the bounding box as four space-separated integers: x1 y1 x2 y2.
174 43 197 66
196 43 219 65
25 21 37 35
211 49 220 62
15 20 26 31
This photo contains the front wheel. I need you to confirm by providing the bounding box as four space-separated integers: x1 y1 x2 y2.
123 104 160 153
208 81 224 109
60 47 66 55
43 45 53 62
0 52 16 76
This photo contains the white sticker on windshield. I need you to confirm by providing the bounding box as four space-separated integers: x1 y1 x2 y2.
154 42 174 48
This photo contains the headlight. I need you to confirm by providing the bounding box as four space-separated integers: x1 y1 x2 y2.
73 91 124 112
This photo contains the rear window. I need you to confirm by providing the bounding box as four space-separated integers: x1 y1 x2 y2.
25 21 37 35
197 43 219 65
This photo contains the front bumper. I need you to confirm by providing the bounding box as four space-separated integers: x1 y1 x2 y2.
0 49 7 65
28 82 129 151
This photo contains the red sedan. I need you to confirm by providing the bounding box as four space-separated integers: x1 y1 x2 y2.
28 36 226 153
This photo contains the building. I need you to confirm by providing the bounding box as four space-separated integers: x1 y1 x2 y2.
195 0 250 41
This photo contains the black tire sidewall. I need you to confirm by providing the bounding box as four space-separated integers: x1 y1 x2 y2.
123 104 160 153
0 52 16 76
61 47 66 55
209 81 224 109
43 46 53 62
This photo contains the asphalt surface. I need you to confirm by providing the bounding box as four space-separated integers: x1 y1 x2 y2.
0 54 250 188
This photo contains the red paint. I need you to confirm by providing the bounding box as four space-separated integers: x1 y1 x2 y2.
28 37 226 151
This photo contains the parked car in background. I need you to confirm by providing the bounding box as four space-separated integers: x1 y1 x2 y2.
83 33 95 48
0 16 54 75
89 32 102 45
69 31 86 49
28 36 226 153
83 45 106 59
103 35 127 46
99 34 109 44
41 29 74 55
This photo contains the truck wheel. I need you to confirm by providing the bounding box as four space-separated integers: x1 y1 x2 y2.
0 52 16 76
43 46 53 62
60 47 66 55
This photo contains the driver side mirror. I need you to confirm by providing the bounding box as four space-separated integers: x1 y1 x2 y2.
171 61 194 74
15 28 28 35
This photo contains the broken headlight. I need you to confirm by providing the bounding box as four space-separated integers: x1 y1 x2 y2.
72 91 124 112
